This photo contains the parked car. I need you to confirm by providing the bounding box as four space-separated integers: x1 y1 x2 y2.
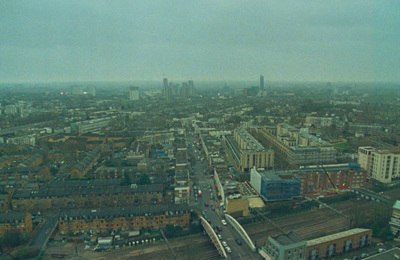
360 253 369 258
235 238 242 245
217 234 222 240
225 247 232 253
221 241 227 247
377 248 386 253
215 225 222 231
221 219 227 226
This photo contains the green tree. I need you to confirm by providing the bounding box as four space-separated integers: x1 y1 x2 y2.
379 225 394 241
0 230 25 248
138 173 151 185
120 172 131 186
50 166 58 175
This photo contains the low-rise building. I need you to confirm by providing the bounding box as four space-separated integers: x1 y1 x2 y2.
58 205 190 235
0 193 11 212
70 146 101 178
11 183 167 212
306 228 372 259
260 231 306 260
0 211 32 236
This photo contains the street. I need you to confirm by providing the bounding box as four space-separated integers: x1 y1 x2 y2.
187 132 258 259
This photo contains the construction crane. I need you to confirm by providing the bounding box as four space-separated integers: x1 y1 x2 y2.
319 164 339 194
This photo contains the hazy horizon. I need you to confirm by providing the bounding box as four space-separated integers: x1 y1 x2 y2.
1 1 399 83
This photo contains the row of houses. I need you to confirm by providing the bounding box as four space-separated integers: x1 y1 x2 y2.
58 205 190 235
9 183 169 212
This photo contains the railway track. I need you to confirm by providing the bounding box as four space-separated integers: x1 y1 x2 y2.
78 200 382 259
245 199 378 246
92 233 221 260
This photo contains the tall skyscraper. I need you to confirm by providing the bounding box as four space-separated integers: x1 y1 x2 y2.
260 75 264 90
87 85 96 96
182 82 189 99
188 79 194 97
130 86 140 100
163 77 168 95
163 77 173 101
71 85 83 95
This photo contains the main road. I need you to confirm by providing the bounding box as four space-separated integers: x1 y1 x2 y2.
187 132 258 260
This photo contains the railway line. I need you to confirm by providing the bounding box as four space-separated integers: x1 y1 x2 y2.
88 233 221 260
59 199 383 259
245 199 378 246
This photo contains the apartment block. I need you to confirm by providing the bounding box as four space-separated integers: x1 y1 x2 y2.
225 127 274 172
259 124 336 166
390 200 400 236
358 146 400 183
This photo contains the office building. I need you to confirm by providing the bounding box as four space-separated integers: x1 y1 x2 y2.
129 86 140 101
250 168 301 201
188 79 194 97
260 75 264 90
87 85 96 96
71 85 84 95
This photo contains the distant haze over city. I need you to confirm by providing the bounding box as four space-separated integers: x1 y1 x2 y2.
1 1 399 83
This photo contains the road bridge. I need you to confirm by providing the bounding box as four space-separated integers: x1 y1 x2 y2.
224 214 256 252
200 216 227 259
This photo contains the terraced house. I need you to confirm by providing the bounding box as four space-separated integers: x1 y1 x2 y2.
58 205 190 234
70 146 102 178
0 211 32 236
11 183 168 212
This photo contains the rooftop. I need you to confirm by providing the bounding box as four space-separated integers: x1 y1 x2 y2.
393 200 400 210
307 228 371 247
271 231 304 246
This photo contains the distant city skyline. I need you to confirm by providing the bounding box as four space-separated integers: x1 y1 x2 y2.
1 1 399 84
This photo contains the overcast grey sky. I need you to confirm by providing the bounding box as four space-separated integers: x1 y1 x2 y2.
0 0 399 83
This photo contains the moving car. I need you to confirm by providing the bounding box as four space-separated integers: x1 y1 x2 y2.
221 219 227 226
235 238 242 245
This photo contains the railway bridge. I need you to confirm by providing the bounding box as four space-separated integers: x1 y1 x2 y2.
225 214 257 252
352 188 395 205
200 216 227 259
